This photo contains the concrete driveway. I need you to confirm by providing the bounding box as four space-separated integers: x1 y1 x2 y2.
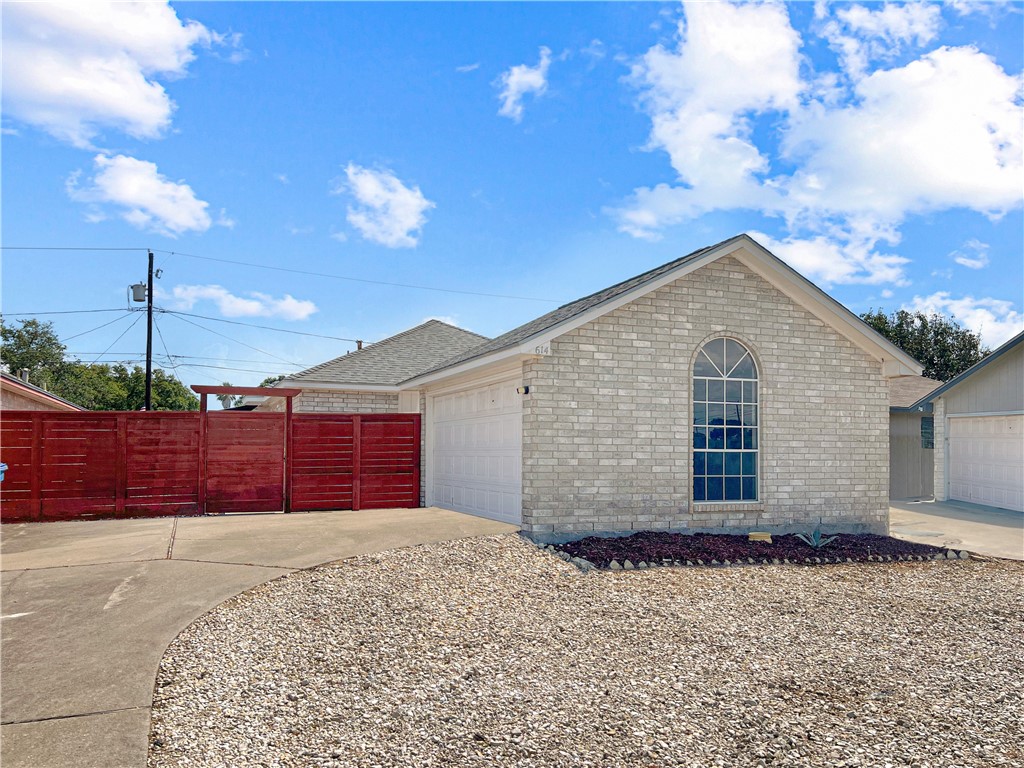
0 508 516 768
890 499 1024 560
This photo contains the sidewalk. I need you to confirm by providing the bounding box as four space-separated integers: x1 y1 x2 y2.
1 509 516 768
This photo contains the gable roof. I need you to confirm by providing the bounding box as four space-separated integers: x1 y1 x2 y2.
908 329 1024 409
0 372 86 411
404 234 921 386
889 375 942 409
420 239 726 375
285 320 488 387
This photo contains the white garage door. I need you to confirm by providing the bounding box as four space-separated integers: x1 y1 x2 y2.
948 415 1024 512
428 376 522 523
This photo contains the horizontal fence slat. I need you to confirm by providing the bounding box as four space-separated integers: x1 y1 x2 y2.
3 410 419 522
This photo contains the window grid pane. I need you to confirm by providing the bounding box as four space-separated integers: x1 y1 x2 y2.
693 338 758 503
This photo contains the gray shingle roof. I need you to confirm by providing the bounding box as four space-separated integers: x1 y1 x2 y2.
889 375 942 409
411 236 739 378
286 320 488 386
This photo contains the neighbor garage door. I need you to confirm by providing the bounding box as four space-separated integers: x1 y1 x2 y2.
428 376 522 524
948 414 1024 512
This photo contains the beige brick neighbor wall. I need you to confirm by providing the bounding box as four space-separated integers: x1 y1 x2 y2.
294 390 400 413
521 255 889 540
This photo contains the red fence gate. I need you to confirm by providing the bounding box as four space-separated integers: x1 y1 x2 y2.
0 411 420 523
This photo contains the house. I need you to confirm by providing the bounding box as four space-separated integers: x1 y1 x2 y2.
888 375 942 500
275 234 922 540
0 371 85 412
260 320 489 413
909 331 1023 513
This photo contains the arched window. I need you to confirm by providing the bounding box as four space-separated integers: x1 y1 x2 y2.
693 338 758 502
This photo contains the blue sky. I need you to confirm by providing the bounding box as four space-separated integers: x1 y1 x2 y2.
2 1 1022 396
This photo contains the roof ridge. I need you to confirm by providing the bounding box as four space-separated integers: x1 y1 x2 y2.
406 235 746 379
286 319 486 380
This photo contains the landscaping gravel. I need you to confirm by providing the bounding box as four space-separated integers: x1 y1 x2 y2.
149 534 1024 768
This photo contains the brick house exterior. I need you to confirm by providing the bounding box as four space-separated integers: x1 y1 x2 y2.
518 256 891 538
270 234 921 540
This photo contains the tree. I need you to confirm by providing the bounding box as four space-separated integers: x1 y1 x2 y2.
258 374 286 388
215 382 238 410
0 317 199 410
861 309 989 381
1 318 67 389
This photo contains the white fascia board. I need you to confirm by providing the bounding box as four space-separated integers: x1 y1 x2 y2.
283 380 400 392
732 242 922 377
403 354 526 391
519 248 732 353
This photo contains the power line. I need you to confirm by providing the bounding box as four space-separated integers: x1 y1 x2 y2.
1 245 562 304
153 249 560 303
165 312 303 368
157 309 360 342
67 352 305 367
3 308 134 316
170 362 294 375
4 306 356 344
90 313 144 364
152 314 185 387
0 246 145 251
64 313 140 342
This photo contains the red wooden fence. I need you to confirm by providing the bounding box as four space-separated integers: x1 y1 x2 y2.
0 411 420 523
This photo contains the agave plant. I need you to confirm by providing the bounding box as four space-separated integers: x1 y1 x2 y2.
796 528 839 549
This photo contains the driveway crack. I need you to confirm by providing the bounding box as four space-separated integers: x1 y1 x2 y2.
166 517 178 559
1 705 150 726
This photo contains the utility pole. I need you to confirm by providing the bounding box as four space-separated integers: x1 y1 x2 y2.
145 249 154 410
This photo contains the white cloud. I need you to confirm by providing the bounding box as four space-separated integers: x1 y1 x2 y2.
1 1 238 148
496 46 552 122
67 154 226 237
422 315 460 327
822 2 942 78
335 164 434 248
612 1 802 236
951 239 991 269
904 292 1024 347
749 231 909 286
274 173 290 185
782 46 1023 231
581 39 607 65
168 285 318 321
456 63 480 73
612 1 1024 287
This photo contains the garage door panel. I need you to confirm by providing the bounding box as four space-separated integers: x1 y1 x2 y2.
430 377 522 524
949 415 1023 512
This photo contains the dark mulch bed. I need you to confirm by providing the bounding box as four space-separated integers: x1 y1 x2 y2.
555 531 959 569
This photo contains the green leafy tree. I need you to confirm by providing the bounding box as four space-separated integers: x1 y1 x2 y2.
258 374 286 388
861 309 989 381
1 318 67 389
106 365 199 411
1 317 198 410
52 363 129 410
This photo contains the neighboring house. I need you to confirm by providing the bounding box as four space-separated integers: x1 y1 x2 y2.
0 371 85 412
276 234 922 540
909 331 1024 513
888 375 942 500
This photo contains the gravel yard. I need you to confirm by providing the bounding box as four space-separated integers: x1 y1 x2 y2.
149 534 1023 768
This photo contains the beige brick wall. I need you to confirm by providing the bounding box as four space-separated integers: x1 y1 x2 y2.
521 255 890 539
293 390 400 413
933 398 947 501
